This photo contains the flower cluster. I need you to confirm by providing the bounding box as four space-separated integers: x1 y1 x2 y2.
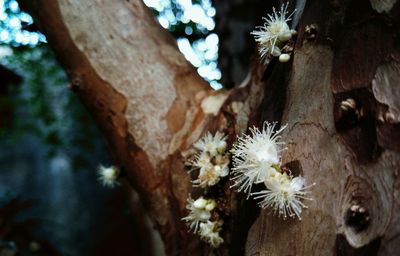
190 132 230 188
251 2 296 62
97 165 120 188
182 131 229 248
231 122 314 220
182 196 223 247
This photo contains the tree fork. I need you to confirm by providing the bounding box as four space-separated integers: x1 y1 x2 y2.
19 0 400 255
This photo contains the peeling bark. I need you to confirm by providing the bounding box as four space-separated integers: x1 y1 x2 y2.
20 0 215 254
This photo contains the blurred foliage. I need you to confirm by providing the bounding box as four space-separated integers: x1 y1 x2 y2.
145 0 221 85
0 45 107 170
149 0 213 40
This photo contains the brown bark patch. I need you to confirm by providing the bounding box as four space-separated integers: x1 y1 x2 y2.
331 21 396 93
167 99 188 133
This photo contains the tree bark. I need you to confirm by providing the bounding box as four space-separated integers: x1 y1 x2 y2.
19 0 400 255
247 1 400 255
19 0 216 254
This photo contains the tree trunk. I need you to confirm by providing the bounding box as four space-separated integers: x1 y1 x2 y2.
20 0 400 255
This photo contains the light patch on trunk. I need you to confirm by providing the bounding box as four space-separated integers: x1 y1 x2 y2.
229 101 249 134
201 92 229 116
372 61 400 123
57 0 188 167
370 0 398 13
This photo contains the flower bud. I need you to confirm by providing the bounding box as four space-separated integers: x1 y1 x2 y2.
279 53 291 63
193 197 207 209
205 200 217 211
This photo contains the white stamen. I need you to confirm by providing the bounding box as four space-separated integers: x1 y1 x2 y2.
97 165 120 188
252 173 314 220
230 122 287 197
251 2 296 61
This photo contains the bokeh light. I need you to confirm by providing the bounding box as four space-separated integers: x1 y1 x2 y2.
144 0 222 89
0 0 222 89
0 0 46 46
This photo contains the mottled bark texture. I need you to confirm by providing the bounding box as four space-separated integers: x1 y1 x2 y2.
20 0 400 255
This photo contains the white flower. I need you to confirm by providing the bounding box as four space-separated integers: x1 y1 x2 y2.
190 152 213 173
182 196 216 233
194 131 227 157
252 171 314 220
231 122 287 196
194 165 223 187
192 153 230 188
97 165 120 188
251 2 295 59
198 221 224 248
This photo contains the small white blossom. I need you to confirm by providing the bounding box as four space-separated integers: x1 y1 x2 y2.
192 153 230 188
190 152 213 173
194 165 223 187
182 196 216 233
97 165 120 188
231 122 287 196
198 221 224 248
190 132 230 188
252 171 314 220
194 131 227 157
251 2 296 59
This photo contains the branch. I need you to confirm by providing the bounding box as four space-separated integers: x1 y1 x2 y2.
19 0 219 254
